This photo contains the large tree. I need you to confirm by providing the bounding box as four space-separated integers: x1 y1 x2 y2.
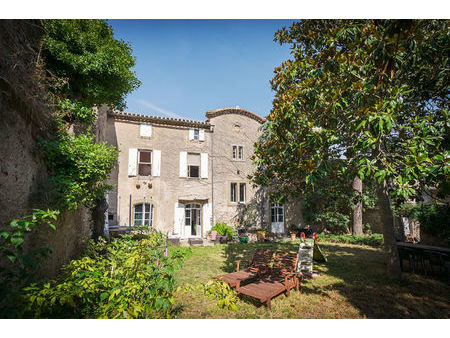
42 19 140 110
253 20 449 276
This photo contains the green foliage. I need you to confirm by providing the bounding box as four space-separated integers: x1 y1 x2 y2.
42 19 141 109
0 209 59 317
211 222 237 241
317 233 384 247
394 203 450 244
40 132 119 211
57 98 96 124
181 279 239 311
313 212 350 234
20 231 187 318
253 20 449 204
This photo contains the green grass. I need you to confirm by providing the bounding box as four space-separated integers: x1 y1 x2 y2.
172 240 450 318
316 233 384 247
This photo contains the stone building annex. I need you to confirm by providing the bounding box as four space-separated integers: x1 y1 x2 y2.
104 107 303 239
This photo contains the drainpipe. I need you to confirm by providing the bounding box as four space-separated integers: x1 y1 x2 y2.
129 194 132 227
210 124 215 227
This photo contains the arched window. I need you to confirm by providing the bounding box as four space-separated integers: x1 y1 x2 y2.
134 203 153 226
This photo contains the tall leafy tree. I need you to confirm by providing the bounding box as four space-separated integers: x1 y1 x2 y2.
253 20 449 276
42 19 141 110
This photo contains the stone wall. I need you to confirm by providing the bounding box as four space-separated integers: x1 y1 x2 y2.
0 103 91 279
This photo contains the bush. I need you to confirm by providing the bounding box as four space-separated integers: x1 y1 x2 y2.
394 203 450 244
211 222 236 241
317 233 384 247
20 231 187 318
0 209 59 318
40 132 119 211
313 212 350 234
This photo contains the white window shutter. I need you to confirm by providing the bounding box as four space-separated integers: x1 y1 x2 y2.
128 148 138 176
153 150 161 177
174 202 185 236
188 128 194 140
201 153 208 178
202 203 212 234
199 129 205 141
179 151 187 177
140 124 152 137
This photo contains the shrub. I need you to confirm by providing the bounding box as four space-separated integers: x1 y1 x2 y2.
0 209 59 318
313 212 350 234
211 222 236 241
317 233 384 247
394 203 450 244
40 132 119 211
20 231 187 318
181 279 238 311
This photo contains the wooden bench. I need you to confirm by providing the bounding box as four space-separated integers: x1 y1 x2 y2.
213 249 274 288
236 251 301 309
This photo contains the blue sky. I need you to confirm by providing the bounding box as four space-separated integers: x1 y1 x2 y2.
109 19 294 121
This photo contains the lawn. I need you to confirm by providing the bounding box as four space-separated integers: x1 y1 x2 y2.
172 240 450 318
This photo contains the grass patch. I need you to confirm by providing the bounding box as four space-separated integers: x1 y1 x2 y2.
316 233 384 247
172 240 450 318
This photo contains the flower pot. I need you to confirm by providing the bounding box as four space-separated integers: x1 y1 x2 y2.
257 232 266 243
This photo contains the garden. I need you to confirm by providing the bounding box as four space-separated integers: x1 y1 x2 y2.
3 226 449 319
173 238 450 319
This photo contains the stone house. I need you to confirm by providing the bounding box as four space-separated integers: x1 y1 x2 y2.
104 107 303 239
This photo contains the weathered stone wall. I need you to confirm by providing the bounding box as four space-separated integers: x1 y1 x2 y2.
0 104 91 279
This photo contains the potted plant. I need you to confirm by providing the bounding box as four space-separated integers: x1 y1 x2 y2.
289 224 297 240
257 231 266 243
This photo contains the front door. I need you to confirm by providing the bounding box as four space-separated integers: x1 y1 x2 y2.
271 203 284 233
185 203 202 237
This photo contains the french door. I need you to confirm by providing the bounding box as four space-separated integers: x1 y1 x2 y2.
271 203 284 233
185 203 201 237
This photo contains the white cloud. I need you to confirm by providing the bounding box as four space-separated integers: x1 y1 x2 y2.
136 99 183 119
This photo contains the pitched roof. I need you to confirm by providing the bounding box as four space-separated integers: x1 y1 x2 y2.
205 107 266 124
108 110 211 129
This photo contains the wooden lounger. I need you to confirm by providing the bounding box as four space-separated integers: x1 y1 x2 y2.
213 249 274 288
236 251 301 309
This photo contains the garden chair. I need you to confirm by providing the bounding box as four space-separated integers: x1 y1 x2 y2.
213 249 274 288
236 251 301 310
211 230 218 241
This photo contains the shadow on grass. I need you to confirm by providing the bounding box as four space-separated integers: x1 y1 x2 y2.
221 241 450 318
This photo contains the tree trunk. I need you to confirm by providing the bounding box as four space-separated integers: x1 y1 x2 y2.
92 197 108 240
376 180 401 277
352 175 363 236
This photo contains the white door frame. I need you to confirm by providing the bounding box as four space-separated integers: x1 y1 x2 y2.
271 203 285 233
185 203 202 238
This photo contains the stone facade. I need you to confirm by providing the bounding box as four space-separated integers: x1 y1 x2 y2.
105 107 303 238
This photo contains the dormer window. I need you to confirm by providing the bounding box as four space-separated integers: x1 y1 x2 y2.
189 128 205 141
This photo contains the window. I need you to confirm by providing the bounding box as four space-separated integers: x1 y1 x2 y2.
230 182 246 203
232 145 243 160
271 203 284 223
138 150 152 176
230 183 237 202
134 203 153 226
187 153 200 178
239 183 246 203
193 129 199 140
